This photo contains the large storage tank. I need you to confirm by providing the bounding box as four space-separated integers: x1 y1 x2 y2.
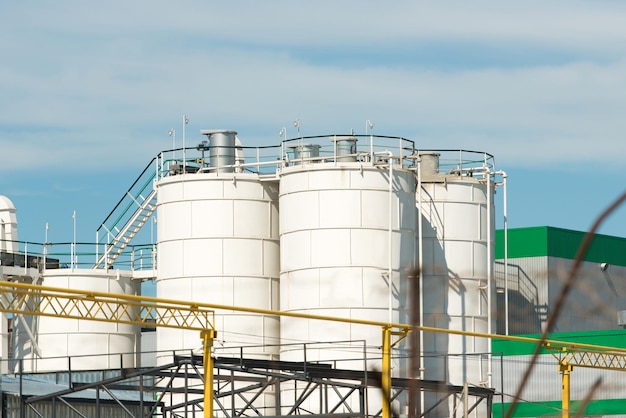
279 144 417 413
417 152 496 416
0 195 18 372
12 269 140 372
0 195 19 253
155 130 280 361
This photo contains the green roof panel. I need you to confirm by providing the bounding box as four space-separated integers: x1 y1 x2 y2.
495 226 626 267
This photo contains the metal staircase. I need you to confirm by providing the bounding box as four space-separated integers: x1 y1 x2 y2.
94 157 159 269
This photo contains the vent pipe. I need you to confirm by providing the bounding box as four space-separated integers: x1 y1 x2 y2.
200 130 237 173
418 152 440 176
332 136 358 162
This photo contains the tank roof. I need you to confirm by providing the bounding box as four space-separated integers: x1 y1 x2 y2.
0 195 16 212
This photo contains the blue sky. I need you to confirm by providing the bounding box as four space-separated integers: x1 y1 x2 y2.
1 1 625 247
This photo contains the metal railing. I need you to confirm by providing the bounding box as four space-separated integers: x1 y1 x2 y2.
0 240 156 272
87 134 495 272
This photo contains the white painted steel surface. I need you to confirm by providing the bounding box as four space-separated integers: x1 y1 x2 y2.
0 316 7 374
0 195 18 372
419 174 495 416
279 163 417 368
155 172 280 361
0 195 18 253
13 269 139 372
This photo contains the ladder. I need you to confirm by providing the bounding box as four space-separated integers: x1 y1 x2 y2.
94 157 159 269
94 189 156 268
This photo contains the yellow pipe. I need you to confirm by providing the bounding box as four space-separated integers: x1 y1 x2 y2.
4 280 626 356
381 327 409 418
382 326 392 418
202 330 217 418
559 361 572 418
6 279 626 418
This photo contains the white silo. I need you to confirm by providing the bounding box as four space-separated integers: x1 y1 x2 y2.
13 268 140 372
279 137 417 413
155 130 280 361
0 195 18 371
0 195 19 253
417 151 496 416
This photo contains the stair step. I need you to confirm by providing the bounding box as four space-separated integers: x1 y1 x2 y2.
94 190 157 268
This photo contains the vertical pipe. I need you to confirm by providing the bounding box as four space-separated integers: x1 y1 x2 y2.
417 155 425 412
19 359 23 418
140 374 144 416
72 210 77 270
503 173 509 335
203 330 215 418
459 150 463 172
408 261 420 417
275 376 281 416
96 383 100 418
500 353 505 418
182 114 188 171
382 326 392 418
486 168 493 387
560 362 572 418
387 151 394 323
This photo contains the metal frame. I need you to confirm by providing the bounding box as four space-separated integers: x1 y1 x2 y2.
6 353 495 418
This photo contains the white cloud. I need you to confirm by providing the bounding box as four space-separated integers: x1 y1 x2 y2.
1 0 626 242
2 1 626 173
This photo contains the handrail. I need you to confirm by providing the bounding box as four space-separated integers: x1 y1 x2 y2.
89 136 497 270
97 156 157 235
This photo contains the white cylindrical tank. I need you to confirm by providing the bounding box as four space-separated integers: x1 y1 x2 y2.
12 269 140 372
155 172 280 360
418 163 495 416
279 160 417 415
279 162 417 366
0 195 19 253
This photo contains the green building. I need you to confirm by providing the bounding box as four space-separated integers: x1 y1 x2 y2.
494 226 626 417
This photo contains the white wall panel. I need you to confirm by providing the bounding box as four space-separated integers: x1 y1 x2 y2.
234 200 270 236
310 229 352 267
191 200 234 237
279 163 416 375
156 173 280 362
419 174 495 414
319 190 361 228
13 269 139 373
278 192 319 232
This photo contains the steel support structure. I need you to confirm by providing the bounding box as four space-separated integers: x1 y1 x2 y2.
6 280 626 417
6 353 496 418
546 343 626 418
